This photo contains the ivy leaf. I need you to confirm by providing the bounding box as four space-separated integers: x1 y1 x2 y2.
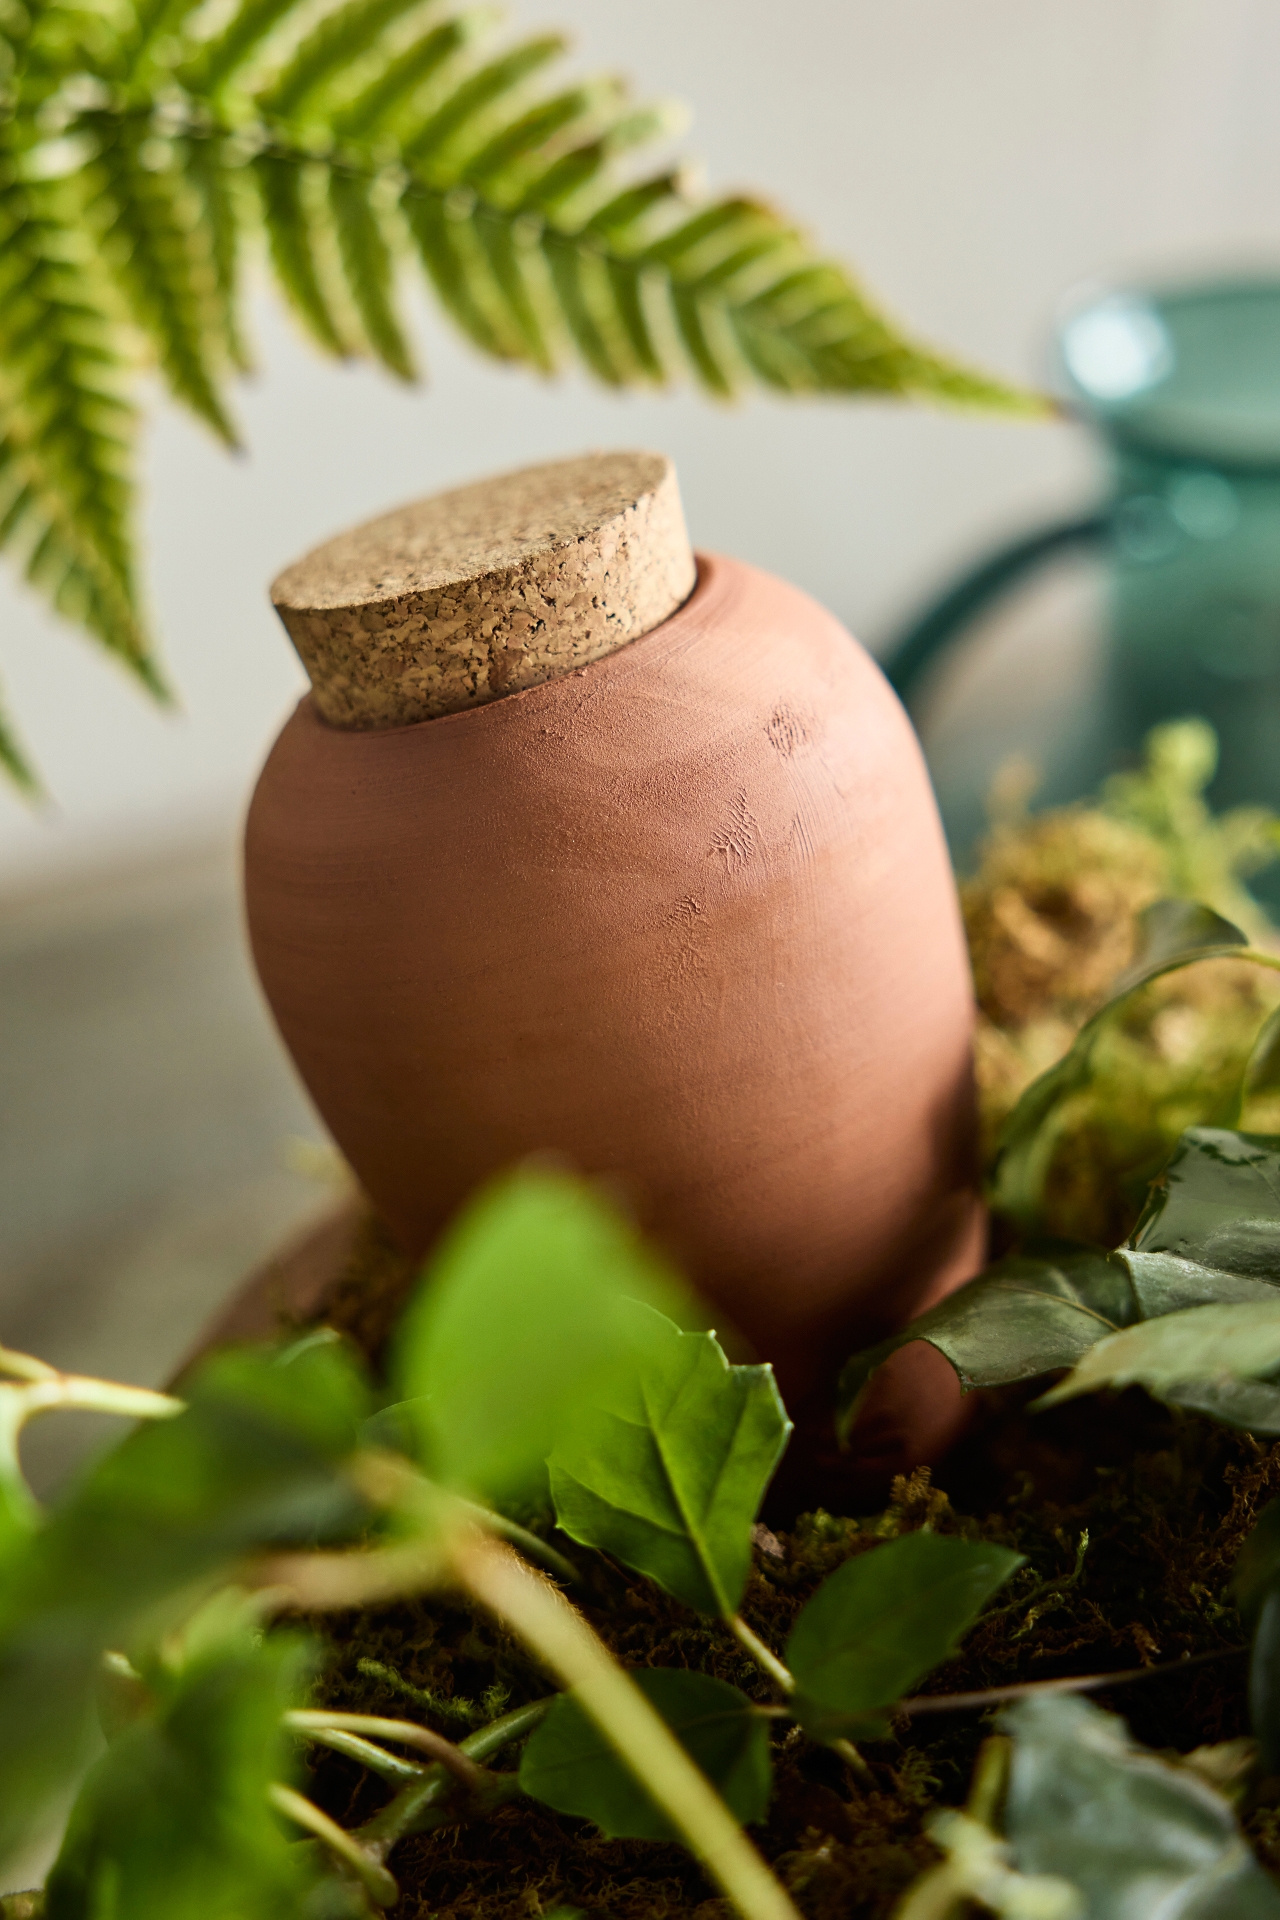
43 1623 326 1920
518 1668 771 1841
1001 1694 1280 1919
547 1309 790 1617
839 1127 1280 1439
991 901 1251 1232
784 1532 1023 1740
1034 1301 1280 1427
393 1167 687 1502
0 1334 370 1870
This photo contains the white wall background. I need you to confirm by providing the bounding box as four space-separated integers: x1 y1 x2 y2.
2 0 1280 886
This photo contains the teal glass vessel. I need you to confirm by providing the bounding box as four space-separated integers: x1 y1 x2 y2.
888 277 1280 877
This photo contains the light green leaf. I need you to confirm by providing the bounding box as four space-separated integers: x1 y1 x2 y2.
785 1532 1023 1740
991 900 1252 1232
1001 1694 1280 1919
548 1308 790 1617
518 1668 771 1841
0 1335 370 1870
1034 1301 1280 1423
44 1623 327 1920
393 1166 687 1501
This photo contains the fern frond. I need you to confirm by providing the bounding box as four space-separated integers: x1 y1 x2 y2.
91 115 241 442
257 0 430 122
328 165 415 378
0 167 154 685
255 150 355 357
0 0 1040 792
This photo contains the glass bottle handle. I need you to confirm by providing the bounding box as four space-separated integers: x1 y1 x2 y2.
883 510 1113 706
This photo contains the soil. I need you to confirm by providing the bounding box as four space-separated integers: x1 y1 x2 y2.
304 1369 1280 1918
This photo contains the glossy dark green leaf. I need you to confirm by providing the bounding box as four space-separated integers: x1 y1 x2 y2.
839 1128 1280 1439
0 1335 370 1869
1235 1502 1280 1773
394 1167 687 1501
44 1620 323 1920
785 1532 1023 1739
1002 1694 1280 1918
548 1308 790 1616
518 1668 770 1841
837 1241 1134 1437
991 900 1250 1231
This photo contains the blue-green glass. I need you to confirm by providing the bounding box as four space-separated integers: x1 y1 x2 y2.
887 277 1280 872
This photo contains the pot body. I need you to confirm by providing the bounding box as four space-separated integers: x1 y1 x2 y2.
245 552 982 1405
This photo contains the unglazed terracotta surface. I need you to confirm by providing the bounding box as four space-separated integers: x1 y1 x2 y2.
246 551 982 1412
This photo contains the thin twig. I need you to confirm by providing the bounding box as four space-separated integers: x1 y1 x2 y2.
897 1643 1247 1717
286 1710 486 1792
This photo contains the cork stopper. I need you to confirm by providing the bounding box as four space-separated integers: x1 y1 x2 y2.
270 450 696 729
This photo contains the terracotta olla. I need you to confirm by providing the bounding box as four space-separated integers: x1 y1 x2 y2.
245 451 984 1474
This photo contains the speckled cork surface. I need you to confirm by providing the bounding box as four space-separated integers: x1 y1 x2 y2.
270 450 696 729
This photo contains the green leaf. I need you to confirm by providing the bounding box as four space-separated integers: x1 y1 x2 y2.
0 1335 370 1869
991 900 1252 1231
837 1241 1134 1435
1001 1694 1280 1919
785 1532 1023 1739
44 1621 323 1920
92 116 240 445
328 165 416 379
548 1308 790 1617
1034 1301 1280 1427
519 1668 770 1841
840 1126 1280 1437
393 1166 687 1501
1235 1503 1280 1772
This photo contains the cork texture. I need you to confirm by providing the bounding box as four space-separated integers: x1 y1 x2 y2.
270 450 696 729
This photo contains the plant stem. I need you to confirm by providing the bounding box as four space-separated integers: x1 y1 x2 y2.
354 1698 553 1852
729 1615 794 1694
896 1643 1246 1716
455 1533 802 1920
269 1782 399 1906
294 1725 426 1784
827 1737 874 1785
286 1710 485 1792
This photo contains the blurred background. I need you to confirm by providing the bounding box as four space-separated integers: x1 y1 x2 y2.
4 0 1280 1480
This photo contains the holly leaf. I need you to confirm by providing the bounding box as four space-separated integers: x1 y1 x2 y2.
548 1308 790 1617
991 900 1251 1231
785 1532 1023 1740
839 1128 1280 1440
519 1668 771 1841
1001 1694 1280 1918
393 1166 687 1502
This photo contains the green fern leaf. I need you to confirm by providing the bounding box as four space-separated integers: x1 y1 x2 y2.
0 166 154 686
328 164 415 378
254 150 354 357
257 0 429 123
92 115 241 443
0 0 1039 792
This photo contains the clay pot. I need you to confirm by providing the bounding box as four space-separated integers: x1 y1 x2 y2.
245 542 983 1420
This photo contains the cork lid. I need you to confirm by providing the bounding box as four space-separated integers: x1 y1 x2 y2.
271 450 696 729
